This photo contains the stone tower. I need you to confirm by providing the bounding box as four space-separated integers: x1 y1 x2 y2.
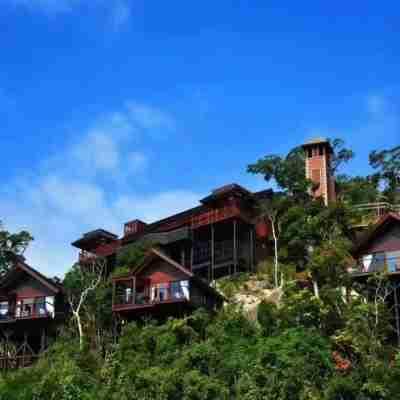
302 137 336 205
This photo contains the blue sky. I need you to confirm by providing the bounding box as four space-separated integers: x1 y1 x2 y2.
1 1 399 276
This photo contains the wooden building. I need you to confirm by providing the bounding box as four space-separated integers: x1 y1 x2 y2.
112 247 224 320
72 184 273 317
350 212 400 275
0 258 65 369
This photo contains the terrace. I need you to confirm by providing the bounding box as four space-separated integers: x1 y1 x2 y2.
112 277 190 312
0 296 54 323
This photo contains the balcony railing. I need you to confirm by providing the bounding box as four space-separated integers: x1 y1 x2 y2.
349 256 400 275
113 280 190 310
78 250 98 263
0 300 53 322
191 205 241 229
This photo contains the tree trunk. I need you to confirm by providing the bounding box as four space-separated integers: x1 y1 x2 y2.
73 311 84 351
313 280 320 299
270 218 279 288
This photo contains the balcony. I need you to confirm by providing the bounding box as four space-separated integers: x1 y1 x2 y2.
349 254 400 276
112 279 190 312
0 298 54 323
78 250 98 264
191 205 242 229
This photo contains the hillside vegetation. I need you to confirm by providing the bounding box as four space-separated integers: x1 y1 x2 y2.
1 140 399 399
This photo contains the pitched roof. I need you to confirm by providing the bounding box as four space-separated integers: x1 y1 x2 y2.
113 247 224 301
133 247 194 278
0 258 62 294
354 212 400 255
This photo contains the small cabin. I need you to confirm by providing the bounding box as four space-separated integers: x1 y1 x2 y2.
0 260 65 369
351 213 400 275
112 248 224 320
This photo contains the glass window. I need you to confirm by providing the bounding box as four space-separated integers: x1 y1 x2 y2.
386 251 400 273
171 281 189 300
35 297 46 315
0 302 8 317
369 253 386 272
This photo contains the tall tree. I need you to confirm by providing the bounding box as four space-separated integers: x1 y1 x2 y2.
257 196 290 287
64 258 106 350
335 174 380 205
369 145 400 203
0 221 33 276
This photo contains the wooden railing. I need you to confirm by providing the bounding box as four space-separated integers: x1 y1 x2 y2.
0 301 52 322
349 256 400 275
191 205 241 229
0 355 39 370
78 250 98 263
113 280 190 309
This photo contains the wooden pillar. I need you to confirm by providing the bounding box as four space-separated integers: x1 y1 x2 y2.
233 219 238 275
40 328 46 353
249 226 254 272
211 224 215 284
190 229 194 271
394 286 400 347
112 280 116 307
181 247 185 267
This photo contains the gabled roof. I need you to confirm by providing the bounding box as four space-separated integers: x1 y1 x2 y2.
0 258 62 294
113 247 224 301
133 247 194 278
354 212 400 256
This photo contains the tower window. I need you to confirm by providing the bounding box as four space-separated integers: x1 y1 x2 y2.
319 146 324 156
307 148 312 158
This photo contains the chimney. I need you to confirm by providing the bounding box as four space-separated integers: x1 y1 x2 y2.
302 137 336 205
124 219 147 237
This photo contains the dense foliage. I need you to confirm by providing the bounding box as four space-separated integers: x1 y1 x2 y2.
2 287 400 400
1 140 399 399
0 221 33 276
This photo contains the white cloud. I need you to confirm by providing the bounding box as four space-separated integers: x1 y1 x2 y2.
8 0 132 29
0 101 195 278
366 94 387 117
127 151 148 173
114 191 201 224
73 130 121 173
127 102 176 132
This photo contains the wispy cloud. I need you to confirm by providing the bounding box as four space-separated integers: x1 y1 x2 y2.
0 101 201 277
8 0 132 30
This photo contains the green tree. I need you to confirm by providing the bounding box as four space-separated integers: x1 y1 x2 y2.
0 221 33 276
369 145 400 203
247 138 354 200
63 258 106 350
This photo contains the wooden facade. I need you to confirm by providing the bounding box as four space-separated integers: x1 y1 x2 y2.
0 260 65 370
350 213 400 275
112 248 223 320
72 184 272 319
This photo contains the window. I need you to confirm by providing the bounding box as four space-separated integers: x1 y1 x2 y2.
35 297 47 315
0 302 8 317
369 253 386 272
151 283 168 302
171 281 189 300
307 148 313 158
386 251 400 273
